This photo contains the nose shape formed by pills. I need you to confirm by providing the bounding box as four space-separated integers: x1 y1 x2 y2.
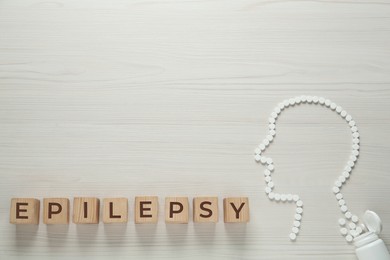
254 96 361 242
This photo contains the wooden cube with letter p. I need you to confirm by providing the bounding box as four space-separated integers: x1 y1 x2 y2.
73 197 100 224
43 198 69 224
165 197 189 224
10 198 40 224
223 197 249 223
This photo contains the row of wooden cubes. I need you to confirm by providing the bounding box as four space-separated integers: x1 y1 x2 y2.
10 197 249 224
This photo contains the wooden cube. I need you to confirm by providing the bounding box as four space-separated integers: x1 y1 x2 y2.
43 198 69 224
10 198 40 224
223 197 249 223
73 197 100 224
103 198 128 223
165 197 189 224
135 196 158 224
193 197 218 223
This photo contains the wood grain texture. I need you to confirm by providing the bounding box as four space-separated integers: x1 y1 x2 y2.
0 0 390 259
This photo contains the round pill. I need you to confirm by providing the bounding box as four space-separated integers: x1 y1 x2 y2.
265 176 271 183
270 129 276 136
336 193 343 200
254 148 261 155
307 96 313 103
266 158 273 164
350 155 357 162
292 227 299 234
325 99 331 106
343 171 350 178
349 223 356 229
289 98 295 105
287 194 293 201
260 156 267 164
289 233 297 241
352 215 359 223
350 230 358 237
264 169 271 176
259 143 266 150
335 181 342 188
348 161 354 168
349 121 356 127
271 112 278 119
268 192 275 200
267 135 273 142
296 200 303 207
336 106 342 113
341 205 348 213
265 187 272 194
338 218 346 226
295 214 302 221
269 124 276 130
351 126 358 133
296 207 303 214
281 194 287 202
293 221 301 227
341 111 347 117
293 195 300 202
295 97 302 104
339 176 346 183
263 139 270 146
274 107 281 114
319 97 325 104
313 96 319 103
340 228 348 235
283 100 290 107
346 115 352 122
274 193 281 201
330 103 337 110
269 118 275 124
255 154 261 162
345 212 352 219
356 226 363 235
300 96 307 102
345 166 352 173
333 187 340 194
338 199 345 206
268 182 275 188
346 235 353 242
267 164 274 171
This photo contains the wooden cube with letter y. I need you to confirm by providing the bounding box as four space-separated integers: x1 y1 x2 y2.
223 197 249 223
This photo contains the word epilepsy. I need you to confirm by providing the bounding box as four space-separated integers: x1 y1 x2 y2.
10 197 249 225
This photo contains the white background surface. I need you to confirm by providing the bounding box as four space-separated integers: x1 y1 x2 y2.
0 0 390 259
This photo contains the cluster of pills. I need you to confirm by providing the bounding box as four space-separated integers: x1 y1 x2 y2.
254 96 363 242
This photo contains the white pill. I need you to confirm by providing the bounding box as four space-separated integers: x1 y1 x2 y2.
353 132 360 138
281 194 287 202
296 207 303 214
346 235 353 242
325 99 331 107
263 139 270 146
296 200 303 207
339 176 346 183
353 138 360 144
341 111 347 117
264 169 271 176
289 98 295 105
255 154 261 162
295 97 302 104
287 194 293 201
336 193 343 200
345 166 352 173
338 218 346 226
271 112 278 119
351 126 358 133
259 143 266 151
289 233 297 241
265 176 271 183
268 192 275 200
270 129 276 136
330 103 337 110
295 214 302 221
340 228 348 235
266 158 273 164
350 230 358 237
278 103 285 110
336 106 342 113
349 121 356 127
267 135 274 142
352 215 359 223
343 171 350 178
346 115 352 122
254 148 261 154
283 100 290 107
274 107 281 114
348 161 354 168
269 118 275 124
265 187 272 194
350 155 357 162
269 124 276 130
268 182 275 188
333 187 340 194
335 181 342 188
274 193 281 201
301 96 307 102
349 222 357 230
341 205 348 213
345 212 352 219
319 97 325 104
307 96 313 103
293 195 300 202
356 226 363 235
352 150 359 156
292 227 299 234
338 199 345 206
313 96 319 103
260 156 267 164
268 164 274 171
293 221 301 227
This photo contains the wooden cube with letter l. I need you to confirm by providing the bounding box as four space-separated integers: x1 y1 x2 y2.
103 198 128 223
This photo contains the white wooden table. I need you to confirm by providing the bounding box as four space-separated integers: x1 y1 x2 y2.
1 0 390 259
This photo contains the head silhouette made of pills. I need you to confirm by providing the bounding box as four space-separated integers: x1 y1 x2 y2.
254 96 362 242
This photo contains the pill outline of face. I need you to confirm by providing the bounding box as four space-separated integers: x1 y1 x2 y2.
254 96 361 242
